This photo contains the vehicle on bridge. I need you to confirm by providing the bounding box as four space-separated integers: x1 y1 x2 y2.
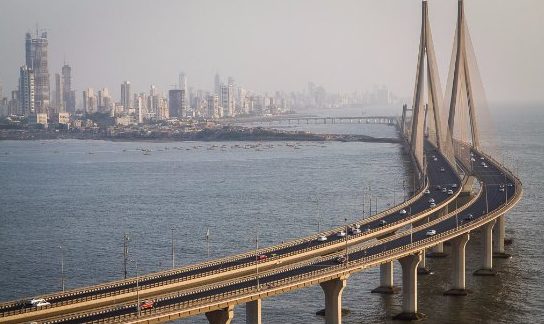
140 300 154 310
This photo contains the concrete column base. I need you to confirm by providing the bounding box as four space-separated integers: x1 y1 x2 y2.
371 262 399 294
392 312 427 321
246 299 261 324
493 252 512 259
444 288 470 296
393 254 425 321
206 306 234 324
320 276 349 324
473 269 497 276
371 286 400 294
444 233 470 296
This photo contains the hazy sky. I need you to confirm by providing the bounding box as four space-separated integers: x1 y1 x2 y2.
0 0 543 104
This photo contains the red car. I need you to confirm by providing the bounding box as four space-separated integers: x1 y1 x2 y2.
257 254 267 261
140 300 154 310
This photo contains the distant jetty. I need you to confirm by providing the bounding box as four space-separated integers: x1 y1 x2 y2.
0 126 399 144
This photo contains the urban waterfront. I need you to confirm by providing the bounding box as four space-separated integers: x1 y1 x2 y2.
0 105 542 323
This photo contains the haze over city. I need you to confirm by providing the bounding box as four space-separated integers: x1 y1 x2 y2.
1 0 543 104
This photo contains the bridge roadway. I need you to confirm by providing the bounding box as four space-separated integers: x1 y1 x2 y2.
229 115 398 125
29 148 519 323
0 142 461 322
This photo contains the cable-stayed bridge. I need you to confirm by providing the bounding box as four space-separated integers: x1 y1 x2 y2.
0 1 522 323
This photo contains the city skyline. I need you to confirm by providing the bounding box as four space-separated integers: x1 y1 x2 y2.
0 0 543 105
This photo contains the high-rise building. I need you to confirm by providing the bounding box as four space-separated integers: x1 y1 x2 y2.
214 73 221 97
61 64 75 113
54 73 64 113
179 73 188 113
18 65 35 116
25 31 50 114
83 88 96 114
168 89 183 118
207 94 220 118
121 81 131 111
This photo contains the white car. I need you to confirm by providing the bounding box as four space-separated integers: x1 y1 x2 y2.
483 164 488 168
399 209 407 215
426 229 437 236
349 227 361 235
447 189 454 195
499 187 505 192
317 235 327 242
428 198 435 203
481 162 486 166
424 189 430 194
336 231 346 237
471 157 476 162
480 157 485 160
451 184 458 188
429 202 436 208
28 298 50 307
433 157 438 161
440 167 445 172
379 220 387 226
442 187 447 193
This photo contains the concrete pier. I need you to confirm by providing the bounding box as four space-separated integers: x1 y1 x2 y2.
371 261 399 294
417 249 433 275
474 220 497 276
246 299 261 324
494 214 511 258
206 306 234 324
427 242 447 258
444 233 470 296
320 276 348 324
393 253 425 320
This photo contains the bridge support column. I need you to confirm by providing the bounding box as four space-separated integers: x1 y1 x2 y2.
474 220 497 276
418 249 433 275
371 261 399 294
444 233 470 296
206 306 234 324
246 299 261 324
319 275 348 324
427 242 447 258
393 253 425 320
494 214 511 258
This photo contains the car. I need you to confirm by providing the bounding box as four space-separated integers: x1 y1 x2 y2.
399 209 407 215
363 227 371 233
428 198 435 203
335 256 347 264
440 167 445 172
379 220 387 226
451 183 458 188
336 231 346 237
433 157 438 161
424 189 430 194
507 183 513 187
483 164 488 168
426 229 437 236
442 187 447 193
447 189 454 195
28 298 50 307
499 187 505 192
464 214 474 221
480 157 485 160
429 202 436 208
349 227 361 235
140 300 154 310
471 157 476 162
317 235 327 242
435 185 441 190
257 254 268 261
270 253 278 257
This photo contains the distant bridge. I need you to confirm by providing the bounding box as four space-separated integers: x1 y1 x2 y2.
231 115 399 126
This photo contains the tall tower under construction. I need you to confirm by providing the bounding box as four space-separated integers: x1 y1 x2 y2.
25 31 50 114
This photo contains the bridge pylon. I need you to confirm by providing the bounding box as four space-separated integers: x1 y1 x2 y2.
445 0 485 171
409 0 455 178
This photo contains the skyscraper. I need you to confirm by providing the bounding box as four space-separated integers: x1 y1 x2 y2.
61 64 75 113
179 73 188 114
121 81 131 111
168 89 184 118
25 31 50 114
54 73 64 113
18 65 35 116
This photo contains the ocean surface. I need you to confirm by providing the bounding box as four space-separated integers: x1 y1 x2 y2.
0 104 542 323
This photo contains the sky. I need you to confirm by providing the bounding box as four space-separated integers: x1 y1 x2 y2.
0 0 543 104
